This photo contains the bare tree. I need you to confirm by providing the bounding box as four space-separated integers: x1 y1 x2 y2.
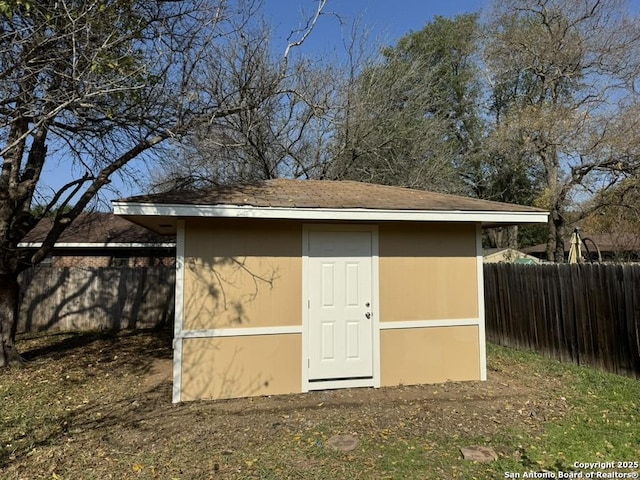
151 34 337 188
0 0 326 366
483 0 640 261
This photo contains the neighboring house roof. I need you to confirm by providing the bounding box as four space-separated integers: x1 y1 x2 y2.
483 248 541 264
113 179 548 232
21 212 176 248
523 232 640 256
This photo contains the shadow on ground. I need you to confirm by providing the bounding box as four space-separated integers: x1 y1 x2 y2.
19 327 172 362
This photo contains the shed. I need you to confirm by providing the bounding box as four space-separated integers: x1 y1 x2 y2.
113 179 548 402
483 248 541 264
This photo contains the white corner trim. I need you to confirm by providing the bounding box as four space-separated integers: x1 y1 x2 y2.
371 228 381 388
301 226 310 392
379 318 481 330
172 338 182 404
180 326 303 339
476 223 487 381
172 220 186 404
113 202 548 225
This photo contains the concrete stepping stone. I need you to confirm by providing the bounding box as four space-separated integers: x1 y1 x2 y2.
327 434 360 452
460 446 498 462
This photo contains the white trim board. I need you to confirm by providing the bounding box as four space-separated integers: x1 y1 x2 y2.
114 202 548 225
476 223 488 382
179 326 302 338
172 220 186 404
301 227 309 392
371 229 381 388
379 318 481 329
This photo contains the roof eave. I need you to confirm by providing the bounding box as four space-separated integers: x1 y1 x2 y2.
113 202 549 225
18 242 176 249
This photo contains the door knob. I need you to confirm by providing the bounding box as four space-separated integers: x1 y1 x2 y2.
365 312 371 319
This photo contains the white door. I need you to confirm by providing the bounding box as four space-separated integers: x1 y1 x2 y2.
308 230 373 381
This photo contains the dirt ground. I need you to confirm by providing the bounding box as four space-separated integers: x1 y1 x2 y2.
0 329 573 479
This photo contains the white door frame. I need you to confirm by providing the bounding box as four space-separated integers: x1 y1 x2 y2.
301 224 380 392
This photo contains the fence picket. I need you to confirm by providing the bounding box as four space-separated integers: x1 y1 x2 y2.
17 266 175 332
484 263 640 378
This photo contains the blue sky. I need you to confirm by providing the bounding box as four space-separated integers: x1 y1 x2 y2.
265 0 486 58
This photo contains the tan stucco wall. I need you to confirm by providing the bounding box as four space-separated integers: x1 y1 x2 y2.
177 219 484 401
381 325 480 385
379 223 479 321
183 219 302 330
181 334 302 400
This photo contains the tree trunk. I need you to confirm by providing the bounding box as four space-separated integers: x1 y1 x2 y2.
546 199 567 263
487 226 519 249
553 212 566 264
546 203 567 263
506 225 518 249
0 273 25 367
546 218 557 262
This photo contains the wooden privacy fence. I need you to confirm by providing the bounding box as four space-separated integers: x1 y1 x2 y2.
18 266 175 333
484 263 640 378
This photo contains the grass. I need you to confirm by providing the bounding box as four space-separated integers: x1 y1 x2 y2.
0 329 639 479
488 350 640 480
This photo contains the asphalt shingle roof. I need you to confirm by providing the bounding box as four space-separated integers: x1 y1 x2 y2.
23 212 175 244
118 179 543 213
